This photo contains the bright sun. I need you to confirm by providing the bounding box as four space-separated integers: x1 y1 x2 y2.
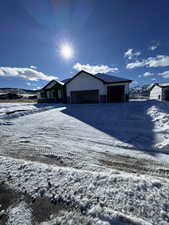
60 44 73 59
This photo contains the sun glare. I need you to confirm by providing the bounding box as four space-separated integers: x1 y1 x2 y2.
60 44 73 59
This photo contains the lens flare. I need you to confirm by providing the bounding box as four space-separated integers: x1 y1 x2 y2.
60 44 73 59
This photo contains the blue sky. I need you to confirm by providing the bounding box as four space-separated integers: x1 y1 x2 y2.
0 0 169 89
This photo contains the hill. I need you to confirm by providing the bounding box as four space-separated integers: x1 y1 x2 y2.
130 84 150 98
0 88 39 95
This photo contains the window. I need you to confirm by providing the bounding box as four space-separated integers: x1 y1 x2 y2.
58 89 62 99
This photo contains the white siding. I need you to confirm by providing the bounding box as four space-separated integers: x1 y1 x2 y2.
66 72 130 103
37 92 41 99
58 90 62 99
66 72 106 97
149 85 162 100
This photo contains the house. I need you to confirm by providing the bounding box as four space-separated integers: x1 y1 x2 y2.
38 80 66 103
149 83 169 101
38 70 132 103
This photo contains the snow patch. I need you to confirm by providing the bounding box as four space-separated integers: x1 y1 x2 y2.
7 201 32 225
0 156 169 224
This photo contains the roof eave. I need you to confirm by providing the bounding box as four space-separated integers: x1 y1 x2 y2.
42 80 56 90
64 70 105 85
159 85 169 88
42 80 63 90
64 70 133 85
104 80 132 84
149 83 160 91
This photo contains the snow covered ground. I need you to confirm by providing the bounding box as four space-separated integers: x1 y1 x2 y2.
1 100 169 170
1 156 169 225
0 100 169 224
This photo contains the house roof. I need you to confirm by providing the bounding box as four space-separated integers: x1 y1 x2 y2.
64 70 132 85
158 83 169 87
42 70 132 90
61 78 71 84
43 80 64 90
95 73 132 83
149 82 169 90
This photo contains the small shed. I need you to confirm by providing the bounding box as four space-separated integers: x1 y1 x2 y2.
149 83 169 101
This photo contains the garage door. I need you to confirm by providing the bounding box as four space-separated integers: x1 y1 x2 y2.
71 90 99 104
107 85 124 103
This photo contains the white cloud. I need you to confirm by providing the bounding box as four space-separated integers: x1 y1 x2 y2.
149 46 158 51
149 42 160 51
26 82 31 86
124 49 141 60
143 72 154 77
73 63 119 74
0 67 57 81
30 65 37 70
33 86 42 90
127 55 169 69
159 71 169 79
147 55 169 67
127 60 146 69
132 80 138 86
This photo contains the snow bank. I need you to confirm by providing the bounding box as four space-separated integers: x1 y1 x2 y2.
0 156 169 225
147 101 169 152
147 101 169 129
0 102 60 121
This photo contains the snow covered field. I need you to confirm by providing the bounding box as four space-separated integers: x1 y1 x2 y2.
1 156 169 225
0 100 169 224
1 101 169 170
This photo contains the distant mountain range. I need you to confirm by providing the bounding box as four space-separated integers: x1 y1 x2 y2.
0 88 40 95
130 85 150 98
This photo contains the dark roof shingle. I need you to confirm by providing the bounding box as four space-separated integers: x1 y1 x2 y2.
63 71 132 85
61 78 71 84
95 73 132 83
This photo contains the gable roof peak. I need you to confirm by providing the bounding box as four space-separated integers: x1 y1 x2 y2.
64 70 132 85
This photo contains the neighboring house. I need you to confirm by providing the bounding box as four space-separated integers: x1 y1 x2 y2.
149 83 169 101
38 80 65 103
38 70 132 103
